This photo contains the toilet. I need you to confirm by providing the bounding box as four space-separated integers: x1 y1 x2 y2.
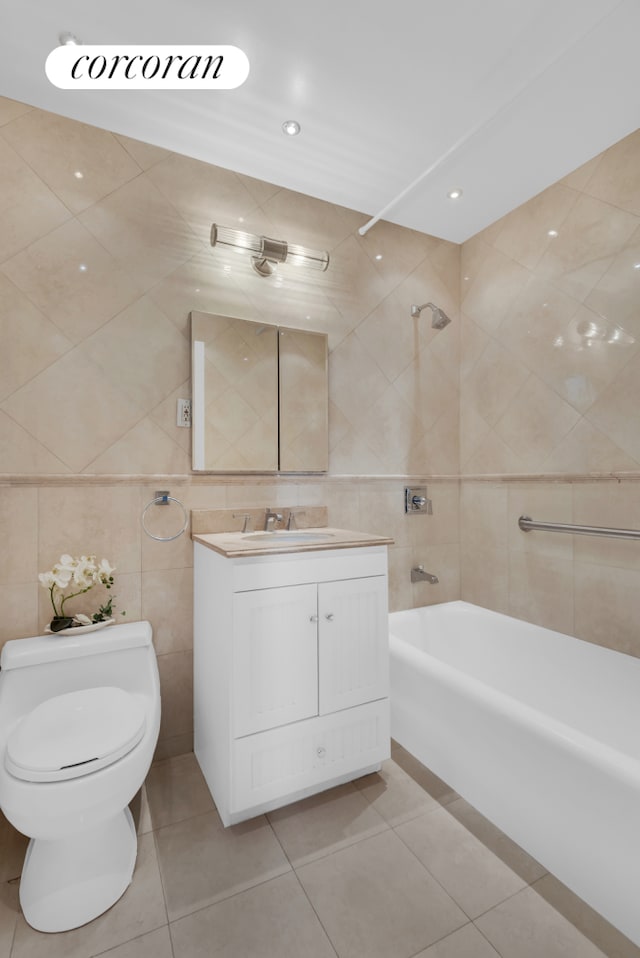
0 620 161 933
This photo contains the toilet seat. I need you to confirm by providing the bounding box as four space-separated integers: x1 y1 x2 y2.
5 687 146 783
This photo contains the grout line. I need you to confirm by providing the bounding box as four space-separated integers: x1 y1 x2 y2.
165 869 292 928
150 829 172 929
88 924 171 958
289 869 340 958
404 922 479 958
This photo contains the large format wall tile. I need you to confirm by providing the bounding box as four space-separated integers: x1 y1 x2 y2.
0 137 71 262
2 108 142 213
4 91 640 755
460 128 640 477
1 97 459 480
1 219 145 343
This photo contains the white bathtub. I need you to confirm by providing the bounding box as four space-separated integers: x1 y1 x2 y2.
389 600 640 946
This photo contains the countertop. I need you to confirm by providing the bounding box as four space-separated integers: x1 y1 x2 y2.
192 527 394 558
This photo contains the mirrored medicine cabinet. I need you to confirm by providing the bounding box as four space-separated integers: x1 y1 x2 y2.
191 311 328 473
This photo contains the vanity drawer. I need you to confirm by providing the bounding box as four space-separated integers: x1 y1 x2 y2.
232 546 388 592
231 698 389 813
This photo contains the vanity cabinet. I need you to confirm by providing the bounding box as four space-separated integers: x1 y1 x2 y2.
193 542 390 826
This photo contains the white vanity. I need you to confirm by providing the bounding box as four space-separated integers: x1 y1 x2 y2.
193 528 392 826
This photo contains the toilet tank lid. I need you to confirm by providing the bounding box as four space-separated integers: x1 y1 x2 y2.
0 620 153 671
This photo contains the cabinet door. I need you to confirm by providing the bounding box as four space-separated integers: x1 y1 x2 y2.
318 576 388 715
233 583 318 737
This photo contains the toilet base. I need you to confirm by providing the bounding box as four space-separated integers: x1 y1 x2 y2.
19 806 137 933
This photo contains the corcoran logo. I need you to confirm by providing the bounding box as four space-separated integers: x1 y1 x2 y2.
45 45 250 90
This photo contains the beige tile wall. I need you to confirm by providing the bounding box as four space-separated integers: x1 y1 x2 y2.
0 476 457 758
0 95 460 756
460 127 640 650
460 478 640 657
2 88 639 755
0 97 460 478
460 129 640 476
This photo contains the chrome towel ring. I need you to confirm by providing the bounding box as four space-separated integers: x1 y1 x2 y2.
142 492 188 542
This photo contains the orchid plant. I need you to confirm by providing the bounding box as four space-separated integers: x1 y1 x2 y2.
39 554 124 631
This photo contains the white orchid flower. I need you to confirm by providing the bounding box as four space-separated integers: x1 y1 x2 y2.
38 552 122 625
72 555 98 588
51 564 73 589
97 557 116 585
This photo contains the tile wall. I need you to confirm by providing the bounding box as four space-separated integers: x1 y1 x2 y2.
2 87 640 754
0 95 460 756
460 129 640 653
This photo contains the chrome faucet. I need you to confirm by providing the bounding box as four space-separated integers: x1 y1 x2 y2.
411 565 439 584
286 510 305 530
264 508 283 531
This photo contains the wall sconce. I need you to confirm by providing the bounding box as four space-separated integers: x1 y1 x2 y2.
211 224 329 277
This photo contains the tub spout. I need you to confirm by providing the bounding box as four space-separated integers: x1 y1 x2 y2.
411 565 438 584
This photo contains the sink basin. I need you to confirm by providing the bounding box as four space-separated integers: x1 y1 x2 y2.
242 531 334 543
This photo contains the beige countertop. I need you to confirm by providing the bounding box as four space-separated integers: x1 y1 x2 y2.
192 527 393 558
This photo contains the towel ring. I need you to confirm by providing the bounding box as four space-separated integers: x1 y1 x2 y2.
141 495 188 542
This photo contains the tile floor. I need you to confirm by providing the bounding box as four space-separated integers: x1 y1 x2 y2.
1 744 639 958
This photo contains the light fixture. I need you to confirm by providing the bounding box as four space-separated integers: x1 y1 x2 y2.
547 229 559 238
210 224 329 277
282 120 301 136
447 188 463 200
59 31 80 45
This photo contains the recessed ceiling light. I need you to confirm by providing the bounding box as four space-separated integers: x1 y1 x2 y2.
375 254 383 261
59 31 80 45
73 170 84 179
282 120 301 137
447 188 463 200
547 229 559 238
633 262 640 269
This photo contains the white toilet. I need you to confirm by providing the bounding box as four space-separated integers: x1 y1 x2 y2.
0 620 161 933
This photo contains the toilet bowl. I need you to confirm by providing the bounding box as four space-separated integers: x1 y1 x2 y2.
0 620 161 933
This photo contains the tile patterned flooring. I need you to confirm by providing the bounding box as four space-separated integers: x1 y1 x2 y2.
1 745 639 958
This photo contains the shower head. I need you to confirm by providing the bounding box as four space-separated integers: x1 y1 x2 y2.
410 302 452 329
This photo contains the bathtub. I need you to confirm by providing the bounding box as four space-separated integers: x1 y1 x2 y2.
389 600 640 946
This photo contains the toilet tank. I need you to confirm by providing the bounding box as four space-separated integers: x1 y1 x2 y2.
1 620 153 671
0 621 158 720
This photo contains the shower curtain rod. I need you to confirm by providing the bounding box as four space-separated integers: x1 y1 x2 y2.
357 11 616 238
518 516 640 541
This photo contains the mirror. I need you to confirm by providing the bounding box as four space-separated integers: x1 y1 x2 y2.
191 311 328 473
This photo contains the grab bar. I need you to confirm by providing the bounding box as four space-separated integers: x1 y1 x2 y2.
518 515 640 541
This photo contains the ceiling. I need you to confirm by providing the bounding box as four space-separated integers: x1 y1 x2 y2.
1 0 639 244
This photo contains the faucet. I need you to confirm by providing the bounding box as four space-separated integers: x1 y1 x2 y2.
411 565 439 584
264 508 283 532
286 510 305 530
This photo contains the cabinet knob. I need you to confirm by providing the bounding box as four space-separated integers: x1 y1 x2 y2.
316 746 326 758
309 614 319 622
325 613 334 621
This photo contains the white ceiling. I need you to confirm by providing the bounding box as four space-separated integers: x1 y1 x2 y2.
1 0 639 243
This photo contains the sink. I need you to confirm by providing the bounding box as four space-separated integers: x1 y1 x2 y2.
242 531 334 543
